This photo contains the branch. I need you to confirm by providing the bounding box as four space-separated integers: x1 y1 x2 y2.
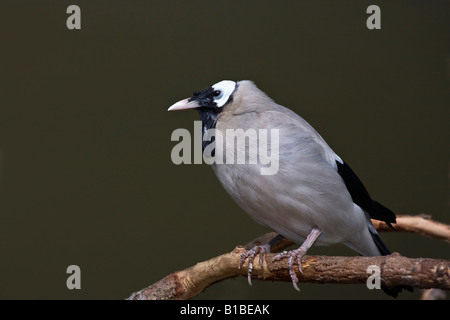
372 214 450 242
127 215 450 300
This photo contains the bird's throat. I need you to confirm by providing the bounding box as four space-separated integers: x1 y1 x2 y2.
197 107 222 151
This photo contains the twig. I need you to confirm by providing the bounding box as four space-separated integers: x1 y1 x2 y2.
372 214 450 242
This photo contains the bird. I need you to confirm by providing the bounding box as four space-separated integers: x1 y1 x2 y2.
168 79 407 297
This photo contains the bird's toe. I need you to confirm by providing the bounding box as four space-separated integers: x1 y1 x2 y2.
239 244 271 286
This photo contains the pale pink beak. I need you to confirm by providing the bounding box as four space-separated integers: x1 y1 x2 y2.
167 98 200 111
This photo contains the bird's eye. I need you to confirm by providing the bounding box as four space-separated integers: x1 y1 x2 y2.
210 80 236 107
213 90 224 100
193 91 200 97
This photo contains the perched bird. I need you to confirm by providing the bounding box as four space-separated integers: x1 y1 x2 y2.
168 80 406 297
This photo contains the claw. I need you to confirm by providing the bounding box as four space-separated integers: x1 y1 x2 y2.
274 247 306 291
239 244 271 286
272 227 322 292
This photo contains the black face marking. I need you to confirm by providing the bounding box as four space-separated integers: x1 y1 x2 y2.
198 107 220 153
188 86 217 109
188 85 233 152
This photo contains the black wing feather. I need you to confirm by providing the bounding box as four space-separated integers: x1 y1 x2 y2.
335 161 413 297
336 161 396 228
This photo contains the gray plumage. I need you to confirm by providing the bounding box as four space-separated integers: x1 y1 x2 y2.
168 80 406 297
212 81 379 255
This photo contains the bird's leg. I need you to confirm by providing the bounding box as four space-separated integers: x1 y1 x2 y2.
239 234 285 286
273 227 322 291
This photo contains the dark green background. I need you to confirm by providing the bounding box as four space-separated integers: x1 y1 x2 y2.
0 1 448 299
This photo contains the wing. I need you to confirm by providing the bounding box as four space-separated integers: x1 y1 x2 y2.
249 105 397 228
336 160 396 228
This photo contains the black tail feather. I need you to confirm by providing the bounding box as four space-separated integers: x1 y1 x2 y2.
337 161 412 297
370 229 392 256
373 201 396 229
368 227 414 298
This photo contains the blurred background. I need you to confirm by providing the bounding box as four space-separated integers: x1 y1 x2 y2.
0 0 448 299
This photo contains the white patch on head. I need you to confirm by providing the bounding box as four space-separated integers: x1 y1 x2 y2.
211 80 236 108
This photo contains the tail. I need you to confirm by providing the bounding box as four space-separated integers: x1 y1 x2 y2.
337 161 412 297
368 221 413 298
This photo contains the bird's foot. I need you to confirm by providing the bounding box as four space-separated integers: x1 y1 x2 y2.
239 243 271 286
273 247 307 292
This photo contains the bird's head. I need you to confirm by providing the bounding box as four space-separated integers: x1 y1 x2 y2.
168 80 237 112
167 80 270 136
